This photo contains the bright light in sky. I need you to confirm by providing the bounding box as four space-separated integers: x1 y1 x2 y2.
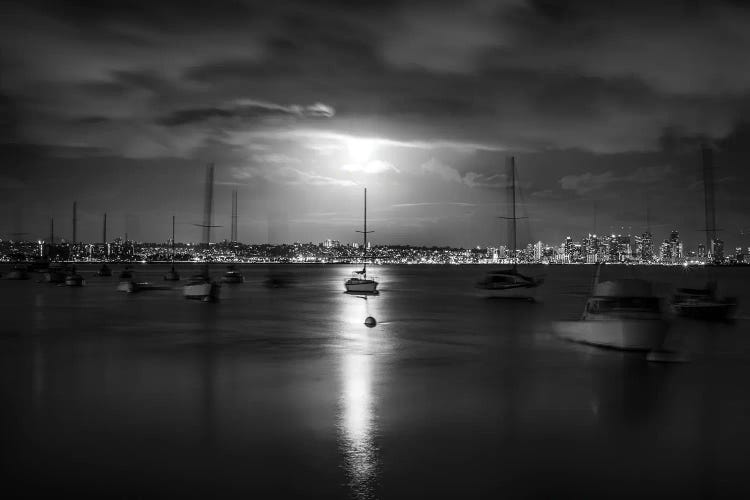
346 137 376 163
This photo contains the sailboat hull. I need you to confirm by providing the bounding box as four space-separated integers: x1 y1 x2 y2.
183 281 220 301
345 279 379 293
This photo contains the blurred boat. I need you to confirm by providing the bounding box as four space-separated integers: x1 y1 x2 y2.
476 269 543 300
554 278 668 351
221 265 244 283
264 271 296 288
163 268 180 281
43 265 67 283
671 284 737 320
119 266 134 280
477 157 543 300
184 274 220 300
117 281 171 293
670 147 738 321
6 264 29 280
345 187 378 294
96 263 112 277
64 266 84 286
183 164 220 302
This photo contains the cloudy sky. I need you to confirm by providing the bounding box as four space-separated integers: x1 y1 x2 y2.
2 0 750 249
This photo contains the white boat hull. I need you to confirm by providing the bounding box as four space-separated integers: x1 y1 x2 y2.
64 276 84 286
345 279 379 293
183 282 220 301
477 285 539 300
116 281 135 293
554 319 668 351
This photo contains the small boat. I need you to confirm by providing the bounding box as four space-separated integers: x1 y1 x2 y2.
671 284 737 320
64 266 85 287
119 266 134 280
6 264 29 280
183 164 220 302
221 265 244 283
670 147 739 321
184 273 220 301
345 187 379 294
477 157 543 300
117 281 171 293
96 263 112 277
476 269 543 300
163 267 180 281
163 215 180 281
554 278 669 351
43 265 67 284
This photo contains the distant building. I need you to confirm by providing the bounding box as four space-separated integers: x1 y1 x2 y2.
668 230 682 263
711 238 724 264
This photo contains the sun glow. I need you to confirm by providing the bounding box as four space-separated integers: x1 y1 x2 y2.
346 137 376 163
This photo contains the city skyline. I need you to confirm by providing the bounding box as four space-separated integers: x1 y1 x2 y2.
2 1 750 248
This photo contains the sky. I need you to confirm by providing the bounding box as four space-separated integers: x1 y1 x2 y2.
2 0 750 249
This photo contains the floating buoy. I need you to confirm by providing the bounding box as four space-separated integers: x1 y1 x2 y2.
364 316 377 327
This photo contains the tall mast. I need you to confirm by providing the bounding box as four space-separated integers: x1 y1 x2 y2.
102 213 107 246
355 187 373 277
72 201 77 244
510 157 517 269
231 190 238 243
202 164 215 276
50 217 54 245
171 215 176 265
702 145 716 254
363 187 367 275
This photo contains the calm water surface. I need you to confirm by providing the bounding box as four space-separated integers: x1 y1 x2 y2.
1 264 749 498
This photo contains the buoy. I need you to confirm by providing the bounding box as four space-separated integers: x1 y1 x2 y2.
364 316 377 327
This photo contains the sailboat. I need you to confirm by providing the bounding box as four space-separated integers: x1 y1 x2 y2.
671 146 737 320
345 188 378 294
164 215 180 281
184 164 220 301
64 265 84 286
221 264 244 283
476 156 543 299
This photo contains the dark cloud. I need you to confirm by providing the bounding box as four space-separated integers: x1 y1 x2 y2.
1 0 750 247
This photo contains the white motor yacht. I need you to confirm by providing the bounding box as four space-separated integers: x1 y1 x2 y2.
554 278 669 351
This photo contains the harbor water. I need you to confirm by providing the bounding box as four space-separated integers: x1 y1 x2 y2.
1 264 749 498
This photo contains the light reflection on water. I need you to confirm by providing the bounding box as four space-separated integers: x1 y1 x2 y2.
337 294 381 499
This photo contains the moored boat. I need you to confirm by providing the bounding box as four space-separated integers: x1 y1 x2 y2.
97 263 112 277
183 164 220 302
344 187 378 294
554 278 668 351
184 273 220 301
64 266 85 286
6 264 29 280
43 265 67 283
477 156 543 300
221 265 244 283
671 285 737 320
